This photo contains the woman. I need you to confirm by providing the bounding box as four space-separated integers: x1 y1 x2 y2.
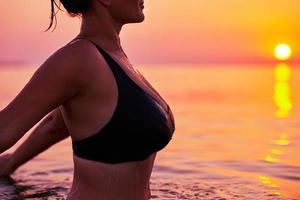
0 0 175 199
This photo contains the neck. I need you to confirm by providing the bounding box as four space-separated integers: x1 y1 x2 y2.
76 9 124 54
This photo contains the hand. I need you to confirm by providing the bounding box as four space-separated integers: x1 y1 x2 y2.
0 153 15 177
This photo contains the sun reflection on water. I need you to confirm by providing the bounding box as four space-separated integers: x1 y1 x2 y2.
273 63 293 118
264 154 279 163
260 63 294 197
272 133 291 146
258 175 282 196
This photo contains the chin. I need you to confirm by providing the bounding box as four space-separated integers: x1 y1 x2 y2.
135 12 145 22
135 15 145 23
125 15 145 24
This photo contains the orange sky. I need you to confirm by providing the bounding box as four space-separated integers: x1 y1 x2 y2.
0 0 299 65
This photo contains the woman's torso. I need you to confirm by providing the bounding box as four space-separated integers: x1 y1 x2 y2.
67 152 156 200
58 38 174 199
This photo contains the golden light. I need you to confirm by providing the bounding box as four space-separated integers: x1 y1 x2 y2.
274 44 292 61
275 64 291 82
265 154 279 163
271 133 291 146
273 64 292 118
258 176 278 188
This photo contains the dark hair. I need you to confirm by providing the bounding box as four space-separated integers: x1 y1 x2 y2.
45 0 91 32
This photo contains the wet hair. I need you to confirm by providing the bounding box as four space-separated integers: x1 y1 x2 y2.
45 0 91 32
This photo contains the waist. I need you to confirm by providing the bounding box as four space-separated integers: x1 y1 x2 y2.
70 154 154 200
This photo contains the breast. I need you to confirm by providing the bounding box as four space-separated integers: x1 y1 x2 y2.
71 68 175 164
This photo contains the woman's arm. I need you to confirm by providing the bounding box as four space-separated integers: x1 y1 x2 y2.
0 43 86 154
0 107 70 176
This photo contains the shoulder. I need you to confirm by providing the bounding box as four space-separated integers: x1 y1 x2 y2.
39 39 108 89
44 39 99 72
60 38 107 69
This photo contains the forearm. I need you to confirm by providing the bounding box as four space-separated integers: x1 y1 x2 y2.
7 114 69 173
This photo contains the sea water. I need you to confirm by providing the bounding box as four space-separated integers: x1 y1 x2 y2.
0 63 299 200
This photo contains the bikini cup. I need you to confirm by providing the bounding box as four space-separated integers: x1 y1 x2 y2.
69 37 175 133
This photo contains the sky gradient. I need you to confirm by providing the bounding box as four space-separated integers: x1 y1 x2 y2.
0 0 299 65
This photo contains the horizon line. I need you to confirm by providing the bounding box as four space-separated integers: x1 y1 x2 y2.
0 59 299 67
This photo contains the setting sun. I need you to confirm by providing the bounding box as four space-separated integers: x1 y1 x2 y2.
274 44 292 61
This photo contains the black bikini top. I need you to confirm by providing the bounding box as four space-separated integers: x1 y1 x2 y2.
71 38 176 164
